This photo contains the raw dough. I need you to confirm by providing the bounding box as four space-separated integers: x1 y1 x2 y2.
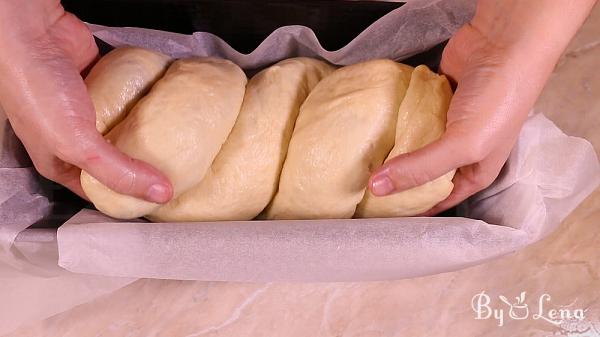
355 65 455 217
81 58 247 219
149 58 334 221
265 59 414 220
84 47 171 134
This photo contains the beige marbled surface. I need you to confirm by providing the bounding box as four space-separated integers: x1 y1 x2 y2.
4 3 600 337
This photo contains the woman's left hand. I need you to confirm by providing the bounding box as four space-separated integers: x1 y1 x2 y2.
368 0 597 215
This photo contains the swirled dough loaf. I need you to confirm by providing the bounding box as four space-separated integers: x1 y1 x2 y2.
264 59 414 220
148 58 335 222
355 65 455 218
84 47 171 134
81 58 247 219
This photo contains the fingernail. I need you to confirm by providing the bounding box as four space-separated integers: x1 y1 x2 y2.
371 175 395 196
146 184 171 203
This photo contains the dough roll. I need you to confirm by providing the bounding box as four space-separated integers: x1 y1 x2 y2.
265 59 414 220
81 58 247 219
149 58 335 222
84 47 171 135
355 65 455 218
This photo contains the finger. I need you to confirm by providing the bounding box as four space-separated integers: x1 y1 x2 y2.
61 127 173 204
370 49 523 198
417 171 482 216
62 179 88 201
369 125 486 196
23 144 89 201
417 149 509 216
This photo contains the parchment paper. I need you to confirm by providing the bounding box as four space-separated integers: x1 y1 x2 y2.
88 0 477 68
56 113 600 282
0 0 599 333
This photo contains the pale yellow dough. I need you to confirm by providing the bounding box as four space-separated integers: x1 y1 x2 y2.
149 58 334 222
81 58 247 219
84 47 171 134
265 59 414 220
355 65 455 218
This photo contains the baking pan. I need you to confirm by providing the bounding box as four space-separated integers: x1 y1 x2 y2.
16 0 452 243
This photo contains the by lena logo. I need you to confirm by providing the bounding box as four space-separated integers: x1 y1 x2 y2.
471 291 586 327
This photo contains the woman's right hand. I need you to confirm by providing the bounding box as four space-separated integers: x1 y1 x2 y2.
0 0 173 203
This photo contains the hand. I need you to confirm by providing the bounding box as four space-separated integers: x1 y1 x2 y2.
368 0 597 215
0 0 173 203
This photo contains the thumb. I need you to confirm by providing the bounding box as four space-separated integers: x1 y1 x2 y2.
61 126 173 204
368 59 515 197
368 127 482 196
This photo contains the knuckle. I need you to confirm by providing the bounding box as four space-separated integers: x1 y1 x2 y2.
111 168 137 195
443 128 488 165
53 138 79 162
465 172 495 193
386 159 431 188
465 141 488 163
472 178 491 191
53 150 73 166
56 140 101 168
52 121 101 164
33 163 54 180
478 173 498 190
